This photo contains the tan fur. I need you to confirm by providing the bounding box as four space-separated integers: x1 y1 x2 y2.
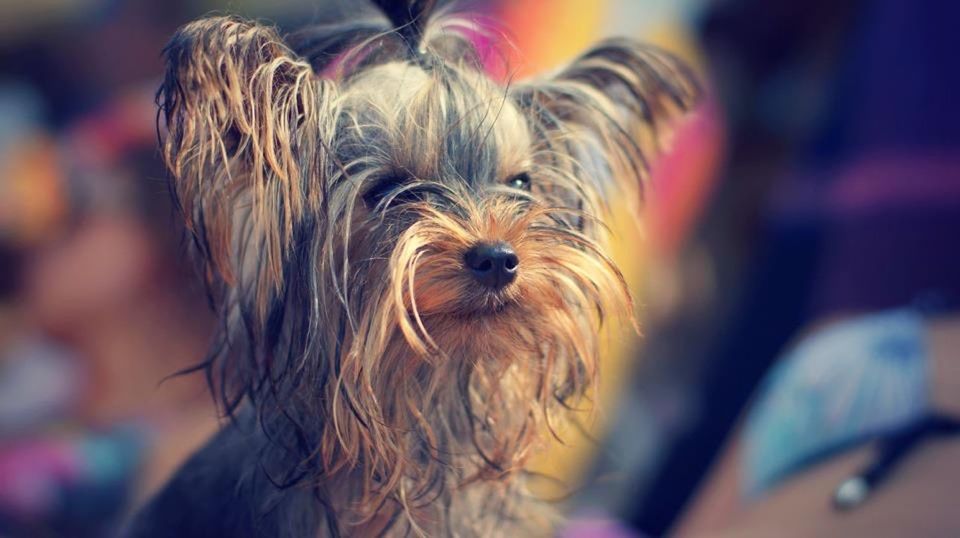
158 9 697 536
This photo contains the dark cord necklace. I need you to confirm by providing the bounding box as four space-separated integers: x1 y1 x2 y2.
832 412 960 511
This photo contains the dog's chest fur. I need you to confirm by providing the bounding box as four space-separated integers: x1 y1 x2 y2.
126 410 555 537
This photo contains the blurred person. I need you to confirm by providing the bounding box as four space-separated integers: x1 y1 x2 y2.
0 82 78 435
679 308 960 537
0 90 217 537
677 0 960 533
566 0 960 536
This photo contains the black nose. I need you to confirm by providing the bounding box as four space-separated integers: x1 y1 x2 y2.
464 241 519 289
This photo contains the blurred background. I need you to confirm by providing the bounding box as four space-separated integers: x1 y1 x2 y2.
1 0 958 536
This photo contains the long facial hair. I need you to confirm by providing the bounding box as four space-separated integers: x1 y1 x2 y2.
158 2 697 535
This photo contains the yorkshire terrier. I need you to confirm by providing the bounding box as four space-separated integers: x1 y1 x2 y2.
127 0 697 536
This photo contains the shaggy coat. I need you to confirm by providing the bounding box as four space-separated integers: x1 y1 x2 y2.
128 1 697 535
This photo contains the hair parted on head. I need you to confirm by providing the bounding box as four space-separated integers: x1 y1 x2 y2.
156 1 698 534
371 0 438 51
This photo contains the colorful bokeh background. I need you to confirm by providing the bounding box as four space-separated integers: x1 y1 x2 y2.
3 0 960 536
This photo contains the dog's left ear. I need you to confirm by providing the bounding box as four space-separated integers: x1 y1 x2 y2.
158 16 338 313
512 38 699 199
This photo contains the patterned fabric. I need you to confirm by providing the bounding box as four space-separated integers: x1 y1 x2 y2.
742 309 929 498
0 424 150 537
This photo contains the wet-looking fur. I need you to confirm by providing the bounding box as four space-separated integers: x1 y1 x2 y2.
146 1 697 535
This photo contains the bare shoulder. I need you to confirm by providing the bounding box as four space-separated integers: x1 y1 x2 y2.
714 438 960 537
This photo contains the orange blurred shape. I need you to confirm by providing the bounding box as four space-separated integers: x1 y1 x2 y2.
0 135 67 247
495 0 604 77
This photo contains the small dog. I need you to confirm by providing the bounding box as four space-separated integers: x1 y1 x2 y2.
128 1 697 536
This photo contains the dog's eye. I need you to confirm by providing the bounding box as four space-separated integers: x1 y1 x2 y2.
506 172 532 191
363 174 417 208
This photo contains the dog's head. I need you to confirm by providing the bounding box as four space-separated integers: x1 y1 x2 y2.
159 0 696 531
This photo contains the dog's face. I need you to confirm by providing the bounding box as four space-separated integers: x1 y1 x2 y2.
331 61 605 345
334 62 536 318
159 8 696 531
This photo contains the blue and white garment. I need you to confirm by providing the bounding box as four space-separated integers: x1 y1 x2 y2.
742 309 930 499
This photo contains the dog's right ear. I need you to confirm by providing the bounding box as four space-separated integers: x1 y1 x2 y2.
511 40 699 215
159 16 336 313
